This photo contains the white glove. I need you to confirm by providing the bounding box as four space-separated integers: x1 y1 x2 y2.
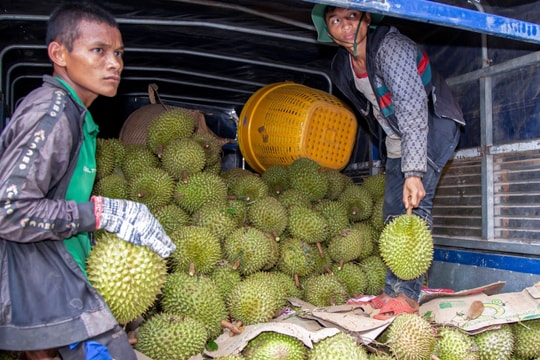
92 196 175 258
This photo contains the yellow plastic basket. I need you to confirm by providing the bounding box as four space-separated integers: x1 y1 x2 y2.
238 82 358 173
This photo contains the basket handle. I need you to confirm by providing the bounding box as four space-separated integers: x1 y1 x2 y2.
147 83 168 110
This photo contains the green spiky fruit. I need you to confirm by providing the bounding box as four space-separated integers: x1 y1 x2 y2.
261 164 290 196
146 108 196 156
214 355 245 360
287 205 328 245
86 231 168 324
243 331 307 360
379 212 433 280
221 167 256 184
510 319 540 359
227 275 284 325
228 174 269 202
287 158 328 202
370 197 385 232
210 263 243 302
349 221 376 257
174 171 228 214
161 137 206 180
362 173 386 200
277 188 312 209
226 198 249 227
327 228 372 267
121 144 161 181
278 237 317 279
436 326 479 360
302 274 348 307
135 313 207 360
386 313 436 360
314 200 351 239
338 184 374 222
223 227 278 276
359 255 387 295
95 138 118 180
191 203 240 240
321 168 353 200
152 203 191 235
368 353 394 359
331 262 368 297
308 332 369 360
128 167 175 211
191 132 223 167
169 226 222 275
247 196 288 239
161 272 228 340
92 172 128 199
473 324 514 360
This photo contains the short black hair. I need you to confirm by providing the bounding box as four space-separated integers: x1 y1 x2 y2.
46 2 118 51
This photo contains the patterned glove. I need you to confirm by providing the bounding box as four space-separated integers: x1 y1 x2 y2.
91 196 175 258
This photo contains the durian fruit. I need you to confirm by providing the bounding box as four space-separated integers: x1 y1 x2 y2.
161 272 228 340
331 262 368 298
92 172 128 199
338 183 374 222
121 144 161 181
276 188 312 209
362 173 386 200
370 197 385 233
385 313 436 360
228 173 269 202
242 331 307 360
359 255 388 295
368 352 394 359
287 158 328 202
226 198 249 227
146 107 196 157
223 227 278 276
287 205 328 246
378 211 433 280
95 138 120 181
214 355 245 360
261 164 290 196
327 228 372 269
161 137 206 181
308 332 369 360
227 274 284 325
191 132 223 168
349 221 376 259
263 270 304 300
128 167 175 211
473 324 514 360
221 167 256 184
510 319 540 359
302 273 348 307
321 168 353 200
314 200 351 239
135 313 207 360
174 171 228 214
210 262 243 302
277 237 317 285
436 326 479 360
86 231 168 325
152 203 191 235
169 226 222 275
191 203 240 240
247 196 288 241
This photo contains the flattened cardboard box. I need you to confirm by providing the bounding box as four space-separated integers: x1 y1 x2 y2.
419 281 540 334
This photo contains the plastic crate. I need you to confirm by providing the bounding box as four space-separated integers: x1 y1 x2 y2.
238 82 358 173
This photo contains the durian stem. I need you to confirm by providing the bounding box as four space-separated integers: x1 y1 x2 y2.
406 206 413 216
189 262 196 276
316 242 324 257
323 264 334 275
232 258 241 271
221 320 244 336
431 356 441 360
137 190 147 199
294 273 300 287
338 259 344 270
271 230 280 242
181 170 189 184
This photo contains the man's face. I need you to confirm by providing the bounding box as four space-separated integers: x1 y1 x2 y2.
325 8 369 48
57 20 124 105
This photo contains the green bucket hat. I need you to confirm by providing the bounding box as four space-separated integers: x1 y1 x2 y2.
311 4 385 43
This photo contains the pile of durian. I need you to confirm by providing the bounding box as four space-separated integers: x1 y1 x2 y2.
3 108 536 360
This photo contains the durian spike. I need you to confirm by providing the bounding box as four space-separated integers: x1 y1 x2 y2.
316 242 324 257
